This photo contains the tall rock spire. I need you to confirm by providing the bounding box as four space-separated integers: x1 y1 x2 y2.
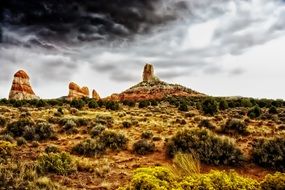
142 63 156 82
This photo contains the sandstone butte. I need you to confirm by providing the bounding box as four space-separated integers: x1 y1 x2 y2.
105 64 206 101
92 89 101 101
67 82 90 100
9 70 39 100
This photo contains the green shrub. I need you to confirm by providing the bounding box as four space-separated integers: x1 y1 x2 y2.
0 141 14 163
221 119 248 135
36 99 47 107
0 162 61 190
122 121 132 128
179 170 259 190
219 99 229 110
88 100 99 109
121 167 176 190
269 106 278 114
201 98 218 115
133 139 155 155
45 145 60 153
70 99 85 109
260 172 285 190
241 98 253 107
34 122 55 140
141 131 154 139
139 100 150 108
62 119 78 134
178 102 188 112
105 101 120 110
150 100 158 106
37 152 76 175
122 100 136 107
7 119 34 137
248 106 262 118
0 116 6 127
166 129 244 166
198 119 216 130
252 137 285 171
98 131 128 151
16 137 27 146
72 139 106 157
95 115 114 127
89 124 106 138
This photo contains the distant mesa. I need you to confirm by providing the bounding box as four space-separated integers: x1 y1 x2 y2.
9 70 39 100
109 63 206 101
67 82 90 100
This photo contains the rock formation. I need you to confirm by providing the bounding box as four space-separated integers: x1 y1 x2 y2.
143 63 156 82
9 70 39 100
67 82 90 100
92 89 101 101
108 63 205 101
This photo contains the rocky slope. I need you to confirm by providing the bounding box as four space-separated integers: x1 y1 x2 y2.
9 70 39 100
109 64 205 101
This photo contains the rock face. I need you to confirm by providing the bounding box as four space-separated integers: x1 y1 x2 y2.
67 82 89 100
108 64 205 101
9 70 39 100
92 89 101 101
143 64 156 82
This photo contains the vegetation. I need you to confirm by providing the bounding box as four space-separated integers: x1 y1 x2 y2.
248 105 262 118
221 119 248 135
72 139 106 156
132 139 155 155
252 137 285 171
201 98 219 115
37 152 76 175
166 129 244 166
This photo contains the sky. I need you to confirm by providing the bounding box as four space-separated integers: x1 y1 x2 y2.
1 0 285 99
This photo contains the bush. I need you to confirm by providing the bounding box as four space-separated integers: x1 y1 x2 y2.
45 145 60 153
0 162 61 190
0 141 14 163
88 100 99 109
141 131 154 139
260 172 285 190
248 106 262 119
70 99 85 109
34 122 55 140
241 98 253 107
0 116 6 127
179 170 259 190
252 137 285 171
221 119 248 135
150 100 158 106
219 99 229 110
178 102 188 112
62 119 78 134
139 100 150 108
36 99 47 107
166 129 244 166
201 98 218 115
37 152 76 175
133 140 155 155
121 167 176 190
122 100 136 107
72 139 106 157
89 124 106 138
122 121 132 128
105 101 120 110
16 137 27 146
98 131 128 151
269 106 278 114
198 119 216 130
7 119 34 137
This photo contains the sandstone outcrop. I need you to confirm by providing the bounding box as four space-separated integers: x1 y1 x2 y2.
143 64 156 82
9 70 39 100
67 82 89 100
92 89 101 101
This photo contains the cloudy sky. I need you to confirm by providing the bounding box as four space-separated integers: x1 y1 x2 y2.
1 0 285 99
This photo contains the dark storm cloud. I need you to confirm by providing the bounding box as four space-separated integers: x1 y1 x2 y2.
2 0 182 44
